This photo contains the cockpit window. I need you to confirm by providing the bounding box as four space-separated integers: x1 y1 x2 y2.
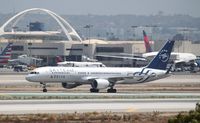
30 72 39 74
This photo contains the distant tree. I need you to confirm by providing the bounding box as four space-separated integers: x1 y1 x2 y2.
168 103 200 123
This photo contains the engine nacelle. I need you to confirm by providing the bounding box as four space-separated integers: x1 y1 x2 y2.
91 79 110 89
62 82 81 89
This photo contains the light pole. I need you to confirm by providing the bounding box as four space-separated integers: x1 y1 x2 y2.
84 24 93 44
131 26 138 40
180 28 191 52
12 26 18 43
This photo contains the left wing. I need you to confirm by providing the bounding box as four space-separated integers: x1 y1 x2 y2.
96 54 147 61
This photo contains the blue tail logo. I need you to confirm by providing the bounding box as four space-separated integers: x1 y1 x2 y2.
146 40 175 70
159 50 169 62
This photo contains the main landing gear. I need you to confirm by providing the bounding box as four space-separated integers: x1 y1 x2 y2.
107 88 117 93
90 88 99 93
40 82 47 92
90 82 117 93
90 88 117 93
107 83 117 93
90 87 117 93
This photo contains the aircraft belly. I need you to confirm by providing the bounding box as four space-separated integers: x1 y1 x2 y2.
62 75 85 83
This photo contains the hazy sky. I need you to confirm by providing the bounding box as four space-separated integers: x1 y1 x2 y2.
0 0 200 17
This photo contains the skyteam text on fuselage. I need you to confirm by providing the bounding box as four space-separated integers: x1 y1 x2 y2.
26 40 175 93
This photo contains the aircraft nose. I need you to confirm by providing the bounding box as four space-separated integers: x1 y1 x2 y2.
25 75 33 82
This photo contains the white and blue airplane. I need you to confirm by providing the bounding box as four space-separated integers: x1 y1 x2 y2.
26 40 175 93
142 30 197 71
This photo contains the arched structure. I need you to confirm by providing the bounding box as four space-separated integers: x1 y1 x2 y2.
0 8 82 41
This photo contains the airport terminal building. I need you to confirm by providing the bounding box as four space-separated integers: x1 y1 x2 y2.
1 37 200 67
0 37 148 67
0 8 200 67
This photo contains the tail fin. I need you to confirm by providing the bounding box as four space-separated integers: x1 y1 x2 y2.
56 56 63 63
146 40 175 70
143 30 152 52
0 42 13 63
0 42 12 55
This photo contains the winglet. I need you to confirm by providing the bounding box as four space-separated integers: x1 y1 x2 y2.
146 40 175 70
143 30 152 53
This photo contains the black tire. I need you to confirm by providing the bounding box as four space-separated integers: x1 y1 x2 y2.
90 88 99 93
43 88 47 92
107 89 117 93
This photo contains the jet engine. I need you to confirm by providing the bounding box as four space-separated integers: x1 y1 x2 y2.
62 82 81 89
91 79 110 89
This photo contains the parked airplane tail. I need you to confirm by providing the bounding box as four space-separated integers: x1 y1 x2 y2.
146 40 175 70
0 42 13 63
143 30 152 53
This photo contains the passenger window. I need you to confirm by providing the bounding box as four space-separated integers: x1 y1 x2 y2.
30 72 39 74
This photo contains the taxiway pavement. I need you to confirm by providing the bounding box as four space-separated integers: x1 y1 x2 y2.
0 98 198 114
0 71 199 114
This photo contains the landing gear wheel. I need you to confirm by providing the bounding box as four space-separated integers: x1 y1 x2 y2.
90 88 99 93
107 88 117 93
41 83 47 93
43 88 47 92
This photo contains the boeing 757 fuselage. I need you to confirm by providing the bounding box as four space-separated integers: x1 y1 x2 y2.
26 40 175 93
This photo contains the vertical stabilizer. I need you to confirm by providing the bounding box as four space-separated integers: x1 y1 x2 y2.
143 30 152 53
0 42 13 64
146 40 175 70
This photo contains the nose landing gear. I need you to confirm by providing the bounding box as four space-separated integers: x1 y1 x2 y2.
40 82 47 92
